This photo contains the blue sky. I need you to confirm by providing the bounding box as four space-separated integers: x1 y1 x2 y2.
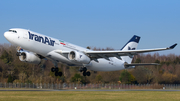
0 0 179 55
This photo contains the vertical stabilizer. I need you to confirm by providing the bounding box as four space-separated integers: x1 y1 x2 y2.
121 35 140 64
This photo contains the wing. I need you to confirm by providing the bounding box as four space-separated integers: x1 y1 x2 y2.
84 43 177 60
54 43 177 61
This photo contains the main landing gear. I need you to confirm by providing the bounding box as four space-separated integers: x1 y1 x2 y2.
79 67 91 76
51 67 62 77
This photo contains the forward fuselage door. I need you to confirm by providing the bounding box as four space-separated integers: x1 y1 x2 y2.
23 30 28 39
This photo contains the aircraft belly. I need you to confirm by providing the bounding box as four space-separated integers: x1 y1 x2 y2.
87 58 125 71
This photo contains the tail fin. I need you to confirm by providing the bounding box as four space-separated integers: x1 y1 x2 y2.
121 35 140 64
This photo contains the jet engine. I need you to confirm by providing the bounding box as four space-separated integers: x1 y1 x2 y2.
19 52 41 64
68 51 91 64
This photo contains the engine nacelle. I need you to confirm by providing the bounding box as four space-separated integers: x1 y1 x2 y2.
19 52 41 64
68 51 91 64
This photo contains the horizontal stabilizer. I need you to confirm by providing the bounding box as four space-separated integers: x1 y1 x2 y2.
169 43 177 49
124 63 159 68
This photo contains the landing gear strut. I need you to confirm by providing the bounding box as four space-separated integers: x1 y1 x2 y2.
16 46 22 56
79 67 91 76
51 67 62 77
16 52 21 56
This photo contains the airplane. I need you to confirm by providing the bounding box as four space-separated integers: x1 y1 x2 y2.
4 28 177 77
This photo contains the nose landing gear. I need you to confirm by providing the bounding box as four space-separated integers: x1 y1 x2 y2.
16 52 21 56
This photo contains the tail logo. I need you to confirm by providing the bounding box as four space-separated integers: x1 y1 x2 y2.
128 47 136 50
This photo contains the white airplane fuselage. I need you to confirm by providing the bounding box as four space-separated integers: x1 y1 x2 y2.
4 28 126 71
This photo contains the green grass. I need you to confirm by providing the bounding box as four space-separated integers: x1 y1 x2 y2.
0 91 180 101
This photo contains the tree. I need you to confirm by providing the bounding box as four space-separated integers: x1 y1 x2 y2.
86 46 91 49
18 72 27 83
7 74 13 83
71 73 84 84
174 57 180 64
95 74 102 83
119 70 136 84
0 50 13 64
155 59 160 63
160 72 177 84
135 58 141 63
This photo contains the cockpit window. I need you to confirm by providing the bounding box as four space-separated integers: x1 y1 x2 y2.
9 30 17 33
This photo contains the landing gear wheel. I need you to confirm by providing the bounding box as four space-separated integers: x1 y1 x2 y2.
83 67 87 72
79 67 83 72
16 52 21 56
54 72 62 77
51 67 55 72
83 72 86 76
86 71 91 76
55 72 59 76
55 68 59 72
58 72 62 76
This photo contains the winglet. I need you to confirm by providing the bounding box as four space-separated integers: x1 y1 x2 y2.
169 43 177 49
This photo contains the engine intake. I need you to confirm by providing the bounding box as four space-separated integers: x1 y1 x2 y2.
19 52 41 64
68 51 90 64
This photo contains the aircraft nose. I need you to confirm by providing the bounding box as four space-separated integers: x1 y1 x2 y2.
4 32 8 39
4 32 12 42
